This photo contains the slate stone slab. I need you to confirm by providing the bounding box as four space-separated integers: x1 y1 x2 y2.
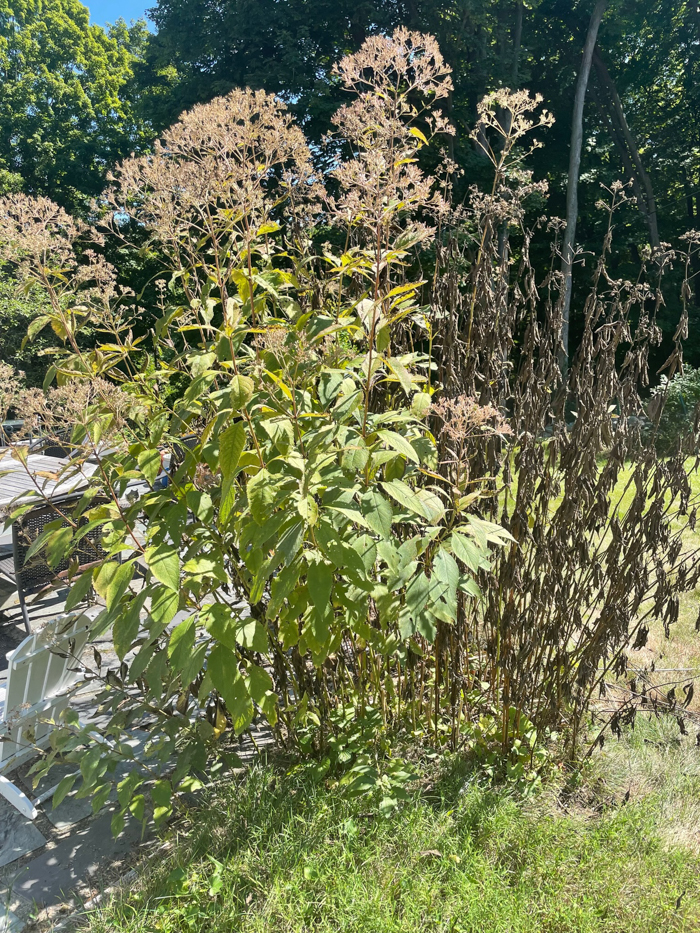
0 906 23 933
16 807 146 908
0 801 46 869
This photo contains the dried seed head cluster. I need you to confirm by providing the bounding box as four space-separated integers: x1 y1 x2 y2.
473 89 554 156
254 326 287 356
0 195 80 270
330 28 454 242
17 379 139 440
0 194 117 303
433 395 512 442
112 88 321 298
0 362 23 422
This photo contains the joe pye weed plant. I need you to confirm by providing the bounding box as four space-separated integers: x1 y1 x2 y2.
0 30 513 824
0 27 698 828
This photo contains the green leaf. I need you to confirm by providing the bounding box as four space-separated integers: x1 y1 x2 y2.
327 505 373 532
117 770 143 810
94 561 133 611
46 526 72 570
26 314 52 342
353 534 377 572
451 532 489 573
297 496 319 526
432 548 459 618
267 563 301 618
386 359 414 396
384 456 406 482
138 448 162 487
113 590 148 660
318 371 345 406
342 440 369 472
239 618 268 652
360 490 393 539
276 521 304 566
189 350 216 377
168 617 195 672
376 430 419 464
201 603 237 648
52 773 77 809
333 389 363 421
315 521 367 579
183 554 227 582
201 609 267 653
186 490 214 523
219 421 246 479
148 585 180 633
409 125 429 146
410 392 432 418
219 475 237 527
247 662 273 704
208 647 254 733
262 418 294 453
145 544 180 591
129 794 145 822
466 515 515 546
381 479 430 520
230 374 254 410
65 568 95 612
306 559 333 643
207 645 241 705
415 489 445 523
152 779 173 824
404 570 430 617
111 810 125 837
399 571 434 641
433 547 459 593
247 469 276 525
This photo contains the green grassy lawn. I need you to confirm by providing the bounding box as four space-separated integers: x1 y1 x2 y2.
84 745 700 933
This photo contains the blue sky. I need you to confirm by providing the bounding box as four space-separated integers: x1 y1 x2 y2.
86 0 152 28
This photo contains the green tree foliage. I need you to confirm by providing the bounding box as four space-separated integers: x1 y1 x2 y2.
143 0 405 139
0 0 150 211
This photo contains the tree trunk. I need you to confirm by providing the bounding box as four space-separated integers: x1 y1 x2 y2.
593 47 660 249
560 0 608 371
512 0 523 87
591 83 654 236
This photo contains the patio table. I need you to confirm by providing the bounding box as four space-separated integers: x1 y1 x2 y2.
0 454 99 512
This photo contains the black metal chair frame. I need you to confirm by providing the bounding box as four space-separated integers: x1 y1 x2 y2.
168 433 198 483
0 492 110 634
28 431 74 460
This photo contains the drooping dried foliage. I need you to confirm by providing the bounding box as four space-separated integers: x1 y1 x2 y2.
0 30 698 821
429 106 700 753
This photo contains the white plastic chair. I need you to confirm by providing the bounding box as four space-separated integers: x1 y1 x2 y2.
0 609 98 820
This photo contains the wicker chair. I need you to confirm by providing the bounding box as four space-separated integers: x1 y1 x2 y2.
0 492 108 634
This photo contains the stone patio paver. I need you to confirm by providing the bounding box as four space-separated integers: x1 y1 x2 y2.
0 804 47 870
13 806 148 911
0 907 23 932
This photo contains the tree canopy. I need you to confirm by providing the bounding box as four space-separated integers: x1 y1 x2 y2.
0 0 149 210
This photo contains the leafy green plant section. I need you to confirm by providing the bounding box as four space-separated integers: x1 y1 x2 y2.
1 31 515 825
650 364 700 453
